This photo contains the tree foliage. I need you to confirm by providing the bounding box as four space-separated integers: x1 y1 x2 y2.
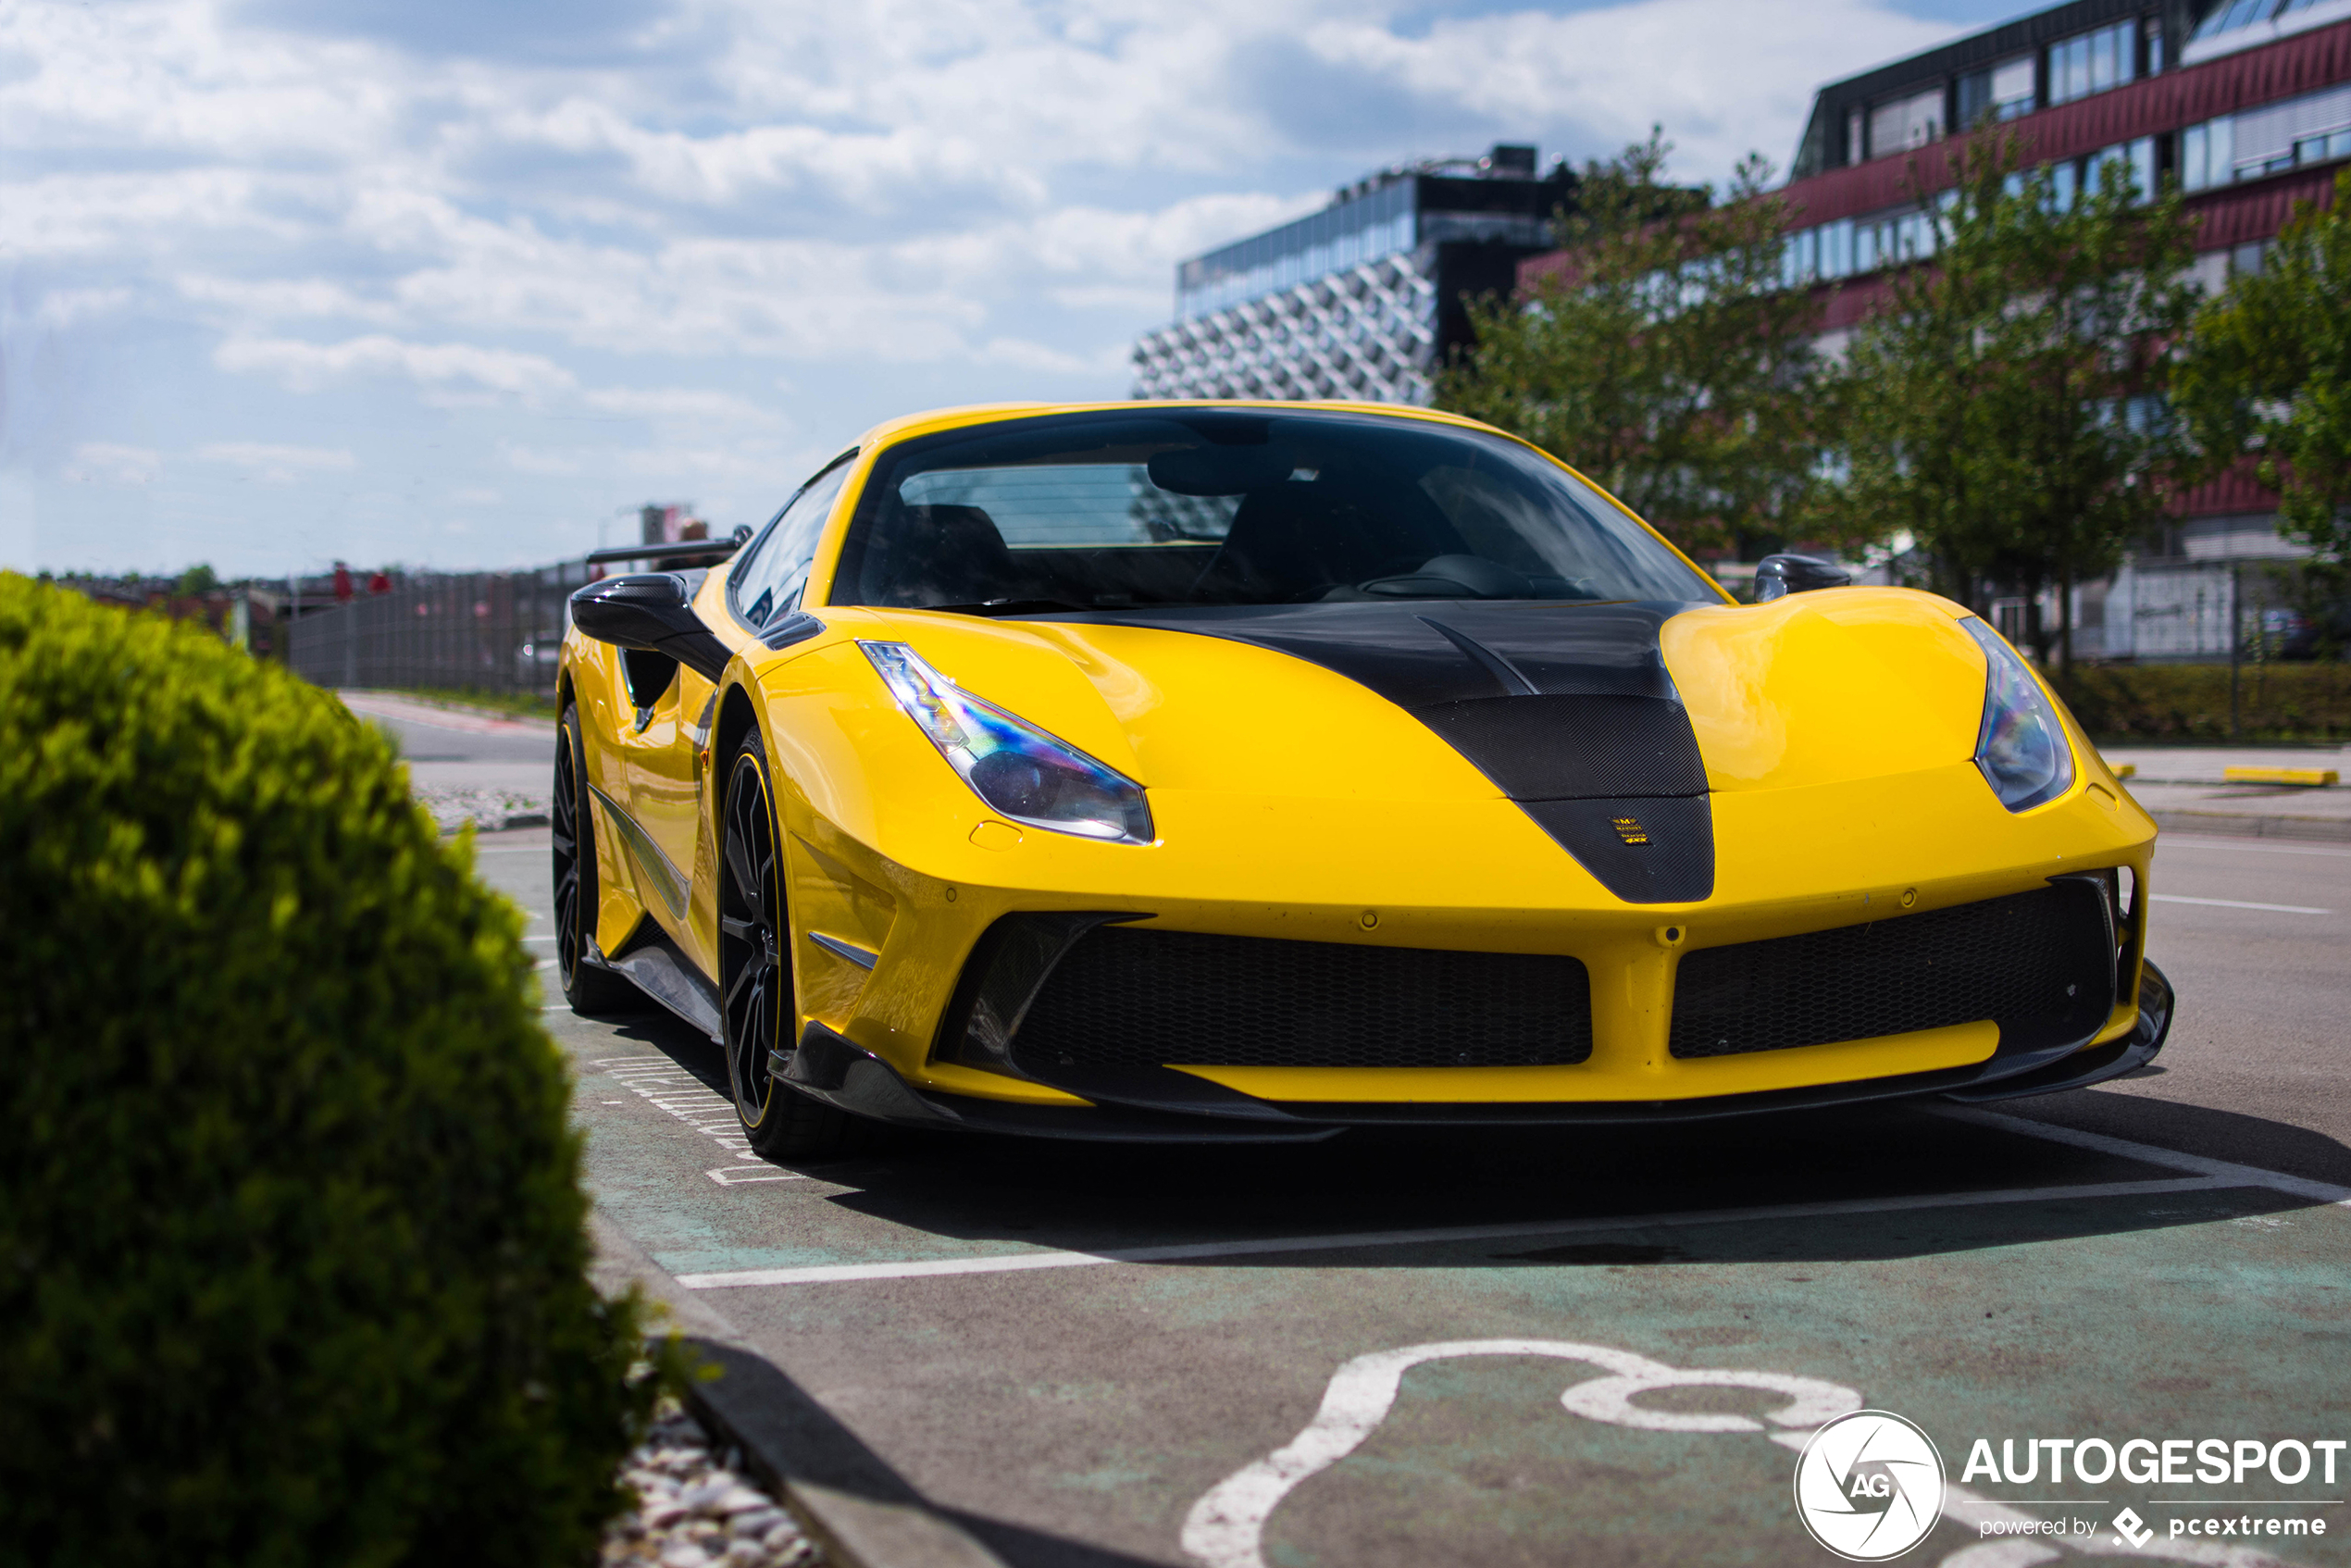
1437 132 1825 554
1810 135 2200 666
2175 169 2351 559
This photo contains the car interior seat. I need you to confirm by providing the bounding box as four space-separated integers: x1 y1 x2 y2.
871 504 1020 606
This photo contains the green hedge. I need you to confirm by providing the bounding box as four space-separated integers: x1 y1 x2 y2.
0 574 652 1567
2058 661 2351 741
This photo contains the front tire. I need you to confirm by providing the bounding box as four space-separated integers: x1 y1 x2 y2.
717 728 863 1160
554 703 641 1014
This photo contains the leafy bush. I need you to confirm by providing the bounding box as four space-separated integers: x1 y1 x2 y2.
2059 660 2351 741
0 574 652 1567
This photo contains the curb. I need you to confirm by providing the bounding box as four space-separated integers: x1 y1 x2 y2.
2147 808 2351 843
679 1338 1013 1568
589 1212 1011 1568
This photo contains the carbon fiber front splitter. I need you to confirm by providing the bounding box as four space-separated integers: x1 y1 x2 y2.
770 960 2173 1143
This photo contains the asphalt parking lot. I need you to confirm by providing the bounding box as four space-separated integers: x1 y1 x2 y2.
418 698 2351 1568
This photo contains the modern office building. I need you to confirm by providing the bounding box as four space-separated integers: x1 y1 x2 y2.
1129 144 1576 404
1518 0 2350 657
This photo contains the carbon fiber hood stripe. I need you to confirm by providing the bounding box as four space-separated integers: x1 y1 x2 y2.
1024 600 1715 903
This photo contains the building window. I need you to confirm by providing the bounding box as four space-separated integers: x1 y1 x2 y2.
2192 0 2281 43
2048 21 2136 106
1847 108 1864 166
1822 219 1855 279
2085 139 2158 201
1960 56 2037 126
2146 18 2165 74
1869 88 1943 158
2180 117 2235 192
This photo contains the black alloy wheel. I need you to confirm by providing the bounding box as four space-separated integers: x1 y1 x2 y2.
554 705 641 1014
717 729 861 1159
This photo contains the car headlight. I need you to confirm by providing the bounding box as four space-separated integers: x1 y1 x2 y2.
860 641 1152 844
1962 617 2073 812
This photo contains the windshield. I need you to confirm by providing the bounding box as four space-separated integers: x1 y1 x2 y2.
826 409 1722 611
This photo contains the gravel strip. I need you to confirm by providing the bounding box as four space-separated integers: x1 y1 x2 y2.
416 785 552 834
603 1399 827 1568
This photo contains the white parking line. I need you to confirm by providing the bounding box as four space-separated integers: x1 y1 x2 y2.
674 1175 2235 1289
596 1058 809 1186
2149 894 2332 914
2158 837 2351 860
1931 1104 2351 1206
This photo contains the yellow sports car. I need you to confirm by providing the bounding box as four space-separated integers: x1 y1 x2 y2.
554 400 2170 1156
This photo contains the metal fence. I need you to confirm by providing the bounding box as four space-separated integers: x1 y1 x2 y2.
288 562 598 699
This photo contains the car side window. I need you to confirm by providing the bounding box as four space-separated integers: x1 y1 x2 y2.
729 453 857 630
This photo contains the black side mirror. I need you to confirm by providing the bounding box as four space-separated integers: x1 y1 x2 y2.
569 574 733 682
1751 554 1851 603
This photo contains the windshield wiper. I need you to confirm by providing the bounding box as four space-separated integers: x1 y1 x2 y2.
924 599 1090 618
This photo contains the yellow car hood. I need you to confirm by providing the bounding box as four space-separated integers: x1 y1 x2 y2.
848 586 1990 802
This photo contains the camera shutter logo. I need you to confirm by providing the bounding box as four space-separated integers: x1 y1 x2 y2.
1794 1410 1947 1561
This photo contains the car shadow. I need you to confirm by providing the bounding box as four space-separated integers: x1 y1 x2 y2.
587 1008 2342 1269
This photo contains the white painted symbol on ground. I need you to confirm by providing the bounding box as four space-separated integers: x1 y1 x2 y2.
1181 1340 2314 1568
1179 1339 1858 1568
594 1056 808 1185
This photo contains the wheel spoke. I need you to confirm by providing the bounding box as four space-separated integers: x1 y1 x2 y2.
719 915 758 943
724 824 761 917
724 954 767 1010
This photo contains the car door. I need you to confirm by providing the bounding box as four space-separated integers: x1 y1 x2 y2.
607 627 713 952
623 454 858 958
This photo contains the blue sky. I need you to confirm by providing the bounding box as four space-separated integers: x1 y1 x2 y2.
1 0 2031 577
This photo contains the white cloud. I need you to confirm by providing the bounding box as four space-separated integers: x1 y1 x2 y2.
197 442 357 483
0 0 1997 573
501 442 584 477
214 334 578 398
62 442 163 484
1297 0 1951 180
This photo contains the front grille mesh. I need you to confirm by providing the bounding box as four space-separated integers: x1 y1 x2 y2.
1668 882 2112 1060
1013 928 1593 1070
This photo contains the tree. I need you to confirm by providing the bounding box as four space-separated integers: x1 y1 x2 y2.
1437 133 1825 555
2175 169 2351 559
1811 135 2200 669
174 563 220 597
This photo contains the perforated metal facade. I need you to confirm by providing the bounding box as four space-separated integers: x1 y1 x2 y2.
1130 252 1439 404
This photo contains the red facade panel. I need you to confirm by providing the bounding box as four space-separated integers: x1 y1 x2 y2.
1518 17 2351 292
1767 19 2351 230
2178 460 2281 519
2188 165 2341 248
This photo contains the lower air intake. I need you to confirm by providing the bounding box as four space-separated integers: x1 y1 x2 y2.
1668 880 2114 1060
1014 928 1593 1070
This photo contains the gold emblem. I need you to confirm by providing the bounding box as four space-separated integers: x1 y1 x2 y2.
1611 815 1648 845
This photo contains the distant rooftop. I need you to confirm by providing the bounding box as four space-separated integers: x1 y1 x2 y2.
1172 143 1574 321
